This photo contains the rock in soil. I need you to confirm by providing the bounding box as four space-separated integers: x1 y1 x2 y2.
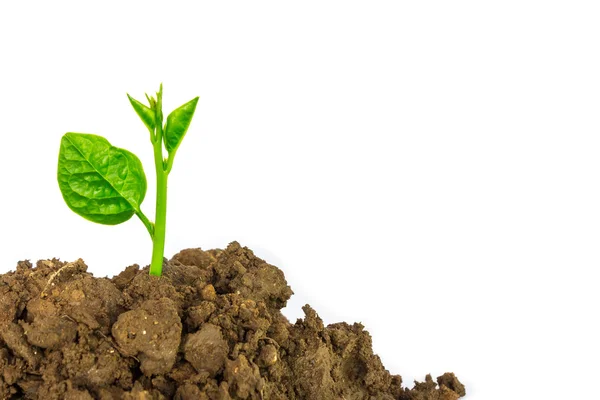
0 242 465 399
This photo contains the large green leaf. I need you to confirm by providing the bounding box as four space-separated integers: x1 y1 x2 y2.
163 97 199 153
57 133 147 225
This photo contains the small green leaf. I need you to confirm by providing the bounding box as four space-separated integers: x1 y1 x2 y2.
164 97 199 153
57 133 147 225
127 94 155 132
145 93 156 109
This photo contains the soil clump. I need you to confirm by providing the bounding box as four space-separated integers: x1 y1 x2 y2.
0 242 465 399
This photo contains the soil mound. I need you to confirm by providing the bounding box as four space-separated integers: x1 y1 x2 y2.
0 242 465 399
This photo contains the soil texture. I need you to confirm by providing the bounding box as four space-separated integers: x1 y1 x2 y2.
0 242 465 399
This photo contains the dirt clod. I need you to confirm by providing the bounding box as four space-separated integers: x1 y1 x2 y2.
112 298 182 376
184 323 227 377
0 242 464 399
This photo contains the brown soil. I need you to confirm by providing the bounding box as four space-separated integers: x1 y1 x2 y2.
0 242 465 400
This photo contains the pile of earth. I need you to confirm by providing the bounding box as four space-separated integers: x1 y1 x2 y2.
0 241 465 399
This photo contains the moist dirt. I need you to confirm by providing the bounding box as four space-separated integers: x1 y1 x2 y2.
0 242 465 400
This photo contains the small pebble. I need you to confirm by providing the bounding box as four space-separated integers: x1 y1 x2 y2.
201 284 217 301
258 344 278 367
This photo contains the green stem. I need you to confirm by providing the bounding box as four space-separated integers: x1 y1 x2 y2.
149 150 168 276
165 148 177 174
149 84 167 277
135 210 154 239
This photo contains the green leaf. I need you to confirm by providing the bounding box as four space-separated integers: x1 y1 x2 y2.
163 97 199 153
57 133 147 225
127 94 155 132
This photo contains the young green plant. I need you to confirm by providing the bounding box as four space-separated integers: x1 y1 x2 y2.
57 85 199 276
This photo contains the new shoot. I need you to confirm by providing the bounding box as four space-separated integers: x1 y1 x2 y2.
57 85 199 276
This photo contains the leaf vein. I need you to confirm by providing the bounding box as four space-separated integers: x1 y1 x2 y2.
65 135 140 212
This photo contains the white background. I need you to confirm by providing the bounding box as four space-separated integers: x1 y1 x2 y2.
1 2 599 399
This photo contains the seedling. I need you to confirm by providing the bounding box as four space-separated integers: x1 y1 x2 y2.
57 85 199 276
